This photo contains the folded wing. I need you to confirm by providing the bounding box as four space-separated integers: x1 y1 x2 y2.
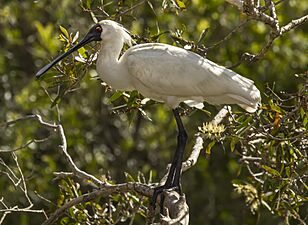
124 43 261 112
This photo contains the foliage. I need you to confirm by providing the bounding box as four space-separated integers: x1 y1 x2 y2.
227 73 307 223
57 177 147 224
0 0 307 225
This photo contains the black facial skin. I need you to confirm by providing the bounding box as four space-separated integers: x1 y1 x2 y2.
35 24 102 78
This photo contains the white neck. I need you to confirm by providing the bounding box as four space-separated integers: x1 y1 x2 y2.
96 38 134 91
99 38 123 63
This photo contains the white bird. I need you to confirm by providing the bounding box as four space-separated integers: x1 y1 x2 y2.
36 20 261 206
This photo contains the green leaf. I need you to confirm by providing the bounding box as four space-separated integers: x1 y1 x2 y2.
236 115 253 135
300 107 305 119
127 109 138 126
109 91 123 103
77 47 87 58
230 137 239 152
205 140 216 154
60 217 70 224
303 116 308 128
197 28 209 45
124 172 135 182
301 108 308 128
269 99 285 114
285 166 290 177
59 25 69 40
86 0 91 8
262 165 281 177
175 0 186 9
148 170 153 184
127 90 139 106
200 108 211 116
231 179 244 185
50 97 60 108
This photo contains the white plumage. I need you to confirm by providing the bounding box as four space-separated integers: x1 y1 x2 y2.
36 20 261 112
96 20 261 112
35 19 262 206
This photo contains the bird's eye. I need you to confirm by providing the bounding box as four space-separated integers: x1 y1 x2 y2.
96 26 102 32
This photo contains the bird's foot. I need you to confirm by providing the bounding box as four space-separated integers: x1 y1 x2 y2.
150 184 181 211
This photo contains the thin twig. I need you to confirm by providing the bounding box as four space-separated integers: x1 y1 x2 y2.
0 138 48 153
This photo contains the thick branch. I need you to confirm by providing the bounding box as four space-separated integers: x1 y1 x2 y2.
42 182 152 225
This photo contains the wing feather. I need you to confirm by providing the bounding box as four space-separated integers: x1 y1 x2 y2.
123 43 260 111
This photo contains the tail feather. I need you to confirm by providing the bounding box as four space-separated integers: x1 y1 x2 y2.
207 61 261 112
203 83 261 113
227 83 261 112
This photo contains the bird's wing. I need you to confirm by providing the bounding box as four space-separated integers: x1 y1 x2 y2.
123 43 260 111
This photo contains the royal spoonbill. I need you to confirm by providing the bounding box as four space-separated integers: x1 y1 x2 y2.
36 20 261 206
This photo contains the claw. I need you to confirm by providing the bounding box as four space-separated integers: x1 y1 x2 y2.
151 185 181 212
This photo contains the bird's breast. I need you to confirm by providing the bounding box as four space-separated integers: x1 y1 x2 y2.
96 60 134 91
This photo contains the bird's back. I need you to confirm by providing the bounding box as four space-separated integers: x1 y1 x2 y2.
122 43 261 112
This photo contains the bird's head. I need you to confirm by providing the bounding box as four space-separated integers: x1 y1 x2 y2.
35 20 132 78
98 20 132 47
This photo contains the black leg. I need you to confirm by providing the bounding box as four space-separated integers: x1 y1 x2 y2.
151 108 188 208
171 108 187 190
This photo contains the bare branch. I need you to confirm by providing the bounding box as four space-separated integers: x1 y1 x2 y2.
239 156 262 162
212 106 231 125
3 115 105 187
223 0 308 67
206 19 250 50
281 15 308 34
0 138 48 153
0 208 46 214
12 152 33 208
117 0 146 16
56 124 105 187
225 0 243 9
0 152 48 224
243 0 280 33
182 136 203 173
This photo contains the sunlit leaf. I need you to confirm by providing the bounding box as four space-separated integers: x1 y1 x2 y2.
269 100 285 114
230 136 239 152
109 91 123 103
124 172 135 182
205 140 216 154
72 31 79 44
59 25 69 40
261 165 281 177
175 0 186 9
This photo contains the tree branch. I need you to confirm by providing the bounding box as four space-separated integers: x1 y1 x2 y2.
42 182 152 225
224 0 308 67
3 108 230 225
280 15 308 34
